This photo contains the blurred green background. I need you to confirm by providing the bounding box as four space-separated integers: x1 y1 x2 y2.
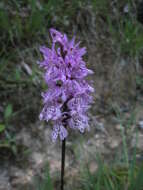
0 0 143 190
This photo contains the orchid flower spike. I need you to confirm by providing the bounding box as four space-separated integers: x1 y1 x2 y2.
38 29 94 142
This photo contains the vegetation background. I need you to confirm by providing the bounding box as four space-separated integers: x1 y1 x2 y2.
0 0 143 190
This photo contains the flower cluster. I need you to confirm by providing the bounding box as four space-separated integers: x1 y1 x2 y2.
38 29 94 141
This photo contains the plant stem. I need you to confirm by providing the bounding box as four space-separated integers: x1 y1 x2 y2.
61 138 66 190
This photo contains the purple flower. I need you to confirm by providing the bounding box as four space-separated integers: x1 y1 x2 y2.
38 29 94 142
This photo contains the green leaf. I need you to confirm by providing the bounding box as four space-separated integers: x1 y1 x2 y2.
36 163 53 190
4 104 13 120
15 68 21 81
0 124 5 133
0 9 10 31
